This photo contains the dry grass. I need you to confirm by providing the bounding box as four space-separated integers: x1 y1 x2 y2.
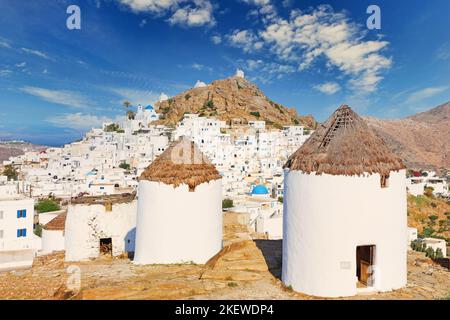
140 137 221 191
284 105 405 176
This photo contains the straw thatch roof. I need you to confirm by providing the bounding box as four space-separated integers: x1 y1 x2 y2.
71 193 136 205
140 137 221 191
284 105 405 176
43 213 66 231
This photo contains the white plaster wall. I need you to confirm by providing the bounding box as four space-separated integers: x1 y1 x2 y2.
41 229 65 253
282 169 407 298
65 201 137 262
134 179 222 265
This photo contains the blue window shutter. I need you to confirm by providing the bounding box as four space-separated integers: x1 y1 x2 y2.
17 210 21 218
23 229 27 237
17 229 21 237
23 209 27 218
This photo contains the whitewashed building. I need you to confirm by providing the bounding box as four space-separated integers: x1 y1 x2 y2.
0 195 41 271
64 194 137 261
41 213 66 254
282 105 408 297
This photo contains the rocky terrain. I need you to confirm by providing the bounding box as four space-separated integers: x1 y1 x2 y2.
0 212 448 300
365 102 450 171
0 141 47 162
154 76 317 129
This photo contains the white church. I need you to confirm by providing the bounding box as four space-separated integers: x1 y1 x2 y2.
282 105 408 297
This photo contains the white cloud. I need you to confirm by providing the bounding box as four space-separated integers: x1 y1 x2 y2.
15 62 27 68
227 29 264 53
229 5 392 93
191 63 204 70
243 59 296 83
0 69 12 77
139 19 148 27
46 113 115 130
0 40 11 48
21 47 51 60
107 87 160 106
20 86 90 108
313 82 341 95
436 43 450 61
211 35 222 44
117 0 214 27
407 86 449 103
241 0 271 6
168 1 215 27
117 0 181 13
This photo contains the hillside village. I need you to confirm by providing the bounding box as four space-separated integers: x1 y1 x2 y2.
0 73 449 300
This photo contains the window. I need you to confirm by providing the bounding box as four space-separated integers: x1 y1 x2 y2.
0 230 3 239
0 210 3 219
17 209 27 218
380 175 390 188
17 228 27 237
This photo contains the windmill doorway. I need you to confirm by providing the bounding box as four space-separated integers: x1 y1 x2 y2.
356 245 375 288
100 238 113 256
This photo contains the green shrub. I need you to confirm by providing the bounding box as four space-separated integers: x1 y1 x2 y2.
425 247 435 259
119 162 131 170
35 199 60 213
222 199 234 209
250 111 260 118
34 224 42 237
278 196 283 203
435 248 444 259
1 165 18 181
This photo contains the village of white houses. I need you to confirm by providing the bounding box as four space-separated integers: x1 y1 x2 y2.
0 1 449 301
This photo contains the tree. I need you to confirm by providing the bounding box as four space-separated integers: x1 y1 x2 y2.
425 247 435 259
127 110 136 120
2 165 19 181
35 199 60 213
435 248 444 259
123 101 131 110
104 123 121 132
222 199 234 209
278 196 283 203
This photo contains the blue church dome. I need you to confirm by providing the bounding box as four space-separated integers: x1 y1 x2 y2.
145 105 154 110
252 185 269 195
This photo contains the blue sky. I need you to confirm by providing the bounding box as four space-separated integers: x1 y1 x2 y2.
0 0 449 146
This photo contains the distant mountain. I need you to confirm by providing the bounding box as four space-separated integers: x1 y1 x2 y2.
0 141 47 162
365 102 450 171
154 76 317 129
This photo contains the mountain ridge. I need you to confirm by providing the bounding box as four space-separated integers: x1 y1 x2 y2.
365 101 450 171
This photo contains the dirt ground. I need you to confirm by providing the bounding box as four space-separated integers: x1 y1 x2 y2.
0 213 448 300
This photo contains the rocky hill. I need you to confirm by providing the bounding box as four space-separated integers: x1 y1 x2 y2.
365 102 450 170
154 76 316 129
0 141 47 162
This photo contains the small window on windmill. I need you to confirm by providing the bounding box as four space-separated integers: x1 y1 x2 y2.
104 201 113 212
380 174 390 188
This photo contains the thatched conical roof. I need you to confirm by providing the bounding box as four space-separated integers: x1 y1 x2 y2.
284 105 405 176
140 137 221 190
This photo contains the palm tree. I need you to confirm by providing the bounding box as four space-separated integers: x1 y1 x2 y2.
123 100 131 111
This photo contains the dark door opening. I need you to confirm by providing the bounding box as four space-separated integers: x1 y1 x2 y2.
99 238 112 256
356 245 375 287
